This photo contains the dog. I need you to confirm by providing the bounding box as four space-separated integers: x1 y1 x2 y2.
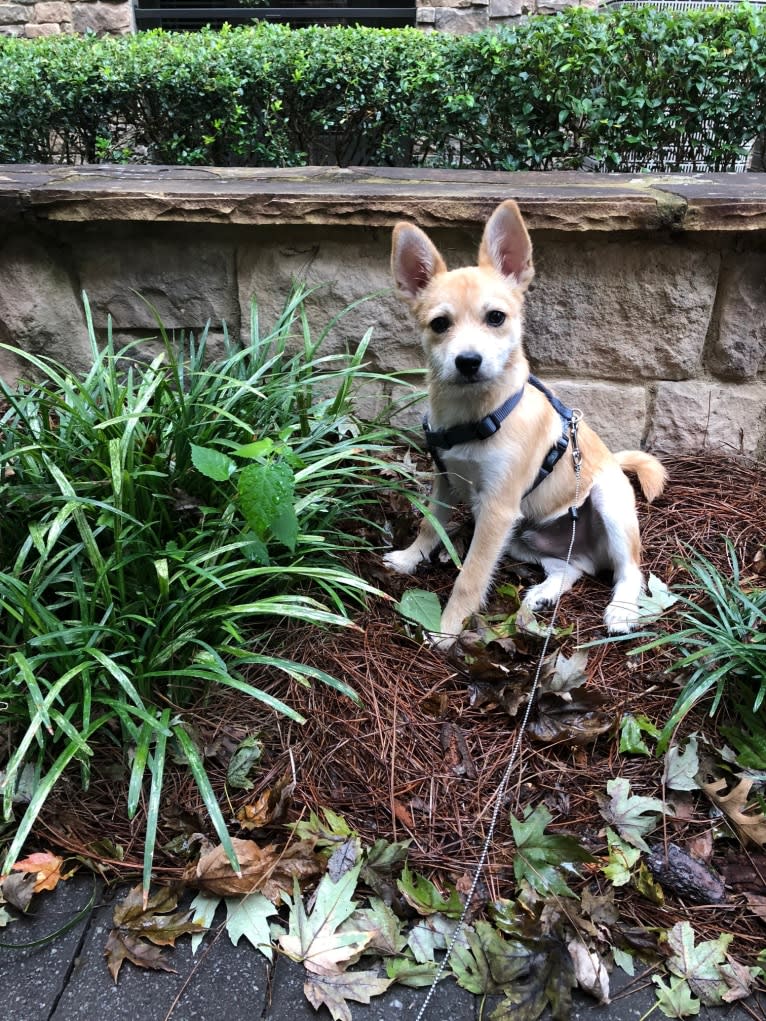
384 199 666 646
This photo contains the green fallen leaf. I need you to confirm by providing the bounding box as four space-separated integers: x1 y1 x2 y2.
397 864 463 919
396 589 442 633
226 892 278 959
226 736 264 791
602 828 641 887
189 891 220 954
619 714 660 756
612 946 634 976
665 921 743 1006
653 974 701 1018
407 912 460 963
510 804 594 898
340 897 405 956
599 778 664 852
386 956 442 987
450 920 532 995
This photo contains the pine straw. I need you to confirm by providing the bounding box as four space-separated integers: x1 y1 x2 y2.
38 452 766 963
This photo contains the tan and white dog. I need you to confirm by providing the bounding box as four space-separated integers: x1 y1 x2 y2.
384 199 666 645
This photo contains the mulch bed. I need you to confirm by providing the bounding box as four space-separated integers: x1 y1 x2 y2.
38 452 766 965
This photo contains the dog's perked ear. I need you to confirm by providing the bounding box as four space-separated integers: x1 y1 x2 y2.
478 200 535 292
391 222 448 301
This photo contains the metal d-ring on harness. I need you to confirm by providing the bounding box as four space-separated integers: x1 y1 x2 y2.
414 405 583 1021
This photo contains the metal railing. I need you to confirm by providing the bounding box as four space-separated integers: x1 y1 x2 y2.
133 0 416 30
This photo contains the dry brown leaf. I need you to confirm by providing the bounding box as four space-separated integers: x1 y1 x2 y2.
391 799 414 830
236 772 295 830
702 778 766 847
186 838 321 902
105 930 177 983
105 884 202 982
11 851 67 893
0 872 36 911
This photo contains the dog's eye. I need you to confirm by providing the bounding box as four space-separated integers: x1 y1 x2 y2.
429 316 451 335
486 310 506 327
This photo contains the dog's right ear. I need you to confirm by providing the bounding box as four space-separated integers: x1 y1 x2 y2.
391 222 447 301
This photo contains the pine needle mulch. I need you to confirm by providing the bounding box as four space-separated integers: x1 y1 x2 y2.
38 452 766 965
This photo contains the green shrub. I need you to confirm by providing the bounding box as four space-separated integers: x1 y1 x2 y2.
0 287 416 888
0 7 764 170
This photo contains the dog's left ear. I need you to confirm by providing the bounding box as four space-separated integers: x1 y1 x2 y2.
478 200 534 292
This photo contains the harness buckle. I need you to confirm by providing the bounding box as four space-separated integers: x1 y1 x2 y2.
475 413 501 440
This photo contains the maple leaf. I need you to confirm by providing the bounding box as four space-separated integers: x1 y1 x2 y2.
385 956 441 987
510 804 595 898
105 884 202 982
666 921 732 1006
599 778 665 852
488 939 575 1021
407 912 459 963
702 777 766 847
279 861 371 976
450 920 533 996
652 974 701 1018
11 851 67 893
341 897 405 956
189 890 220 954
304 969 393 1021
186 837 321 902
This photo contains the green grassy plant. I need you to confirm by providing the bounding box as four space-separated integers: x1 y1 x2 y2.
631 542 766 753
0 287 416 890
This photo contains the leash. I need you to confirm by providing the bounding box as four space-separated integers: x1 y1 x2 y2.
414 410 583 1021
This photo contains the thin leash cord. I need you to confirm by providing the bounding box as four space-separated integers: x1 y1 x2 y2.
414 417 582 1021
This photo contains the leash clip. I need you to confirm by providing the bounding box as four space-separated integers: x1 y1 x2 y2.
569 409 583 469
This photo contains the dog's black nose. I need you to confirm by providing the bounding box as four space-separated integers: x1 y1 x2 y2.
455 352 482 377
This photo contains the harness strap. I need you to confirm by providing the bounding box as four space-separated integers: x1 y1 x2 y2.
422 374 574 494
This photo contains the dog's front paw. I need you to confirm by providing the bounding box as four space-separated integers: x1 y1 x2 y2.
383 547 424 575
604 600 640 634
427 630 458 653
521 580 559 612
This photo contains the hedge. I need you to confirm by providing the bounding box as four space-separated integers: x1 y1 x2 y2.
0 6 764 171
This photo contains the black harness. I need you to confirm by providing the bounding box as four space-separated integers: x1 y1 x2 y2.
422 375 574 496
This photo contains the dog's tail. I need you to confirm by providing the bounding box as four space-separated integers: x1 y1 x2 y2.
614 450 667 503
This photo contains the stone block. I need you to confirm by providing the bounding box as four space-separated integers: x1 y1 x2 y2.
0 23 23 32
71 0 132 33
0 234 89 375
707 256 766 380
489 0 525 17
524 239 720 381
432 5 489 31
0 5 27 24
75 232 239 333
34 1 71 21
415 4 436 21
647 381 766 456
545 379 647 451
237 226 422 375
25 20 60 33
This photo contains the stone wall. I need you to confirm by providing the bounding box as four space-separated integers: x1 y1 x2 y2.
0 0 133 37
416 0 597 35
0 165 764 457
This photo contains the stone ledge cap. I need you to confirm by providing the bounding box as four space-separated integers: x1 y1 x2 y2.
1 164 765 232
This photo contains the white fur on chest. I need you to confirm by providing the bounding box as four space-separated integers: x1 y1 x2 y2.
441 441 513 511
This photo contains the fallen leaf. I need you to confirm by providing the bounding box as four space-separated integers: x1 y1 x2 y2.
328 838 361 882
633 861 665 905
225 893 278 959
702 777 766 847
391 798 414 830
304 968 393 1021
665 921 733 1005
105 930 177 983
638 574 679 623
397 864 463 919
189 890 220 954
386 956 441 987
279 862 370 975
341 897 405 956
407 912 460 963
652 974 701 1018
664 735 700 792
0 873 36 911
236 772 294 830
440 723 477 779
106 884 201 982
568 939 610 1004
360 836 410 904
601 828 641 887
289 808 355 848
599 778 665 852
528 689 612 746
510 805 595 898
186 838 321 902
539 649 589 696
450 920 532 995
11 851 67 893
226 735 264 791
